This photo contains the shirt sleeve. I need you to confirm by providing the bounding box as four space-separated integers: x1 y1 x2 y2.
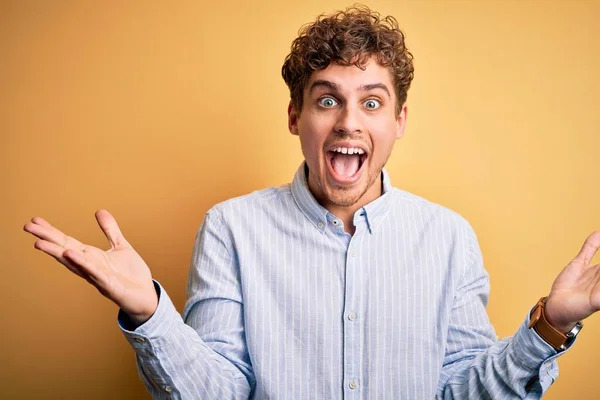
118 211 254 400
437 221 573 399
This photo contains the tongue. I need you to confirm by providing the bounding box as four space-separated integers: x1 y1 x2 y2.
331 153 360 178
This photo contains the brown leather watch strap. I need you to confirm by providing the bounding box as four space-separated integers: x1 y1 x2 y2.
528 297 569 350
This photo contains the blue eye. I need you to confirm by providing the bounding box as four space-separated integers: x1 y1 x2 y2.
364 99 381 110
319 97 338 108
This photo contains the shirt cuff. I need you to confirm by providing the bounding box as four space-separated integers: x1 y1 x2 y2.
117 280 182 349
512 310 576 370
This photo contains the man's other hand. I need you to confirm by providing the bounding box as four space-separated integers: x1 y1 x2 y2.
545 231 600 333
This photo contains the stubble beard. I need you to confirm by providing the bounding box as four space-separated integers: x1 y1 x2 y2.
320 167 382 208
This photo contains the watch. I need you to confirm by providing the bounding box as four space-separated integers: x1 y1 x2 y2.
528 297 583 351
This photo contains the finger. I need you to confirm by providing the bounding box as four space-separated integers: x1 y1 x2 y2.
33 240 87 279
574 231 600 266
31 217 52 228
95 209 129 249
63 249 106 287
24 220 84 251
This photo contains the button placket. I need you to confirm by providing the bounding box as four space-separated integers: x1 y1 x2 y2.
343 234 361 397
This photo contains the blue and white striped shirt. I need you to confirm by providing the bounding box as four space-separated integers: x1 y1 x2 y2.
120 163 565 399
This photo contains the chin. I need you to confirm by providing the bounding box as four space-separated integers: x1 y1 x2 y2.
324 186 367 207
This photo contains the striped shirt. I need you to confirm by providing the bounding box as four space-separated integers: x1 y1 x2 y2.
120 163 566 399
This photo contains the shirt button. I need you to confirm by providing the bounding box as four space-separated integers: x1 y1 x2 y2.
317 221 324 229
165 386 173 393
333 220 339 226
349 380 358 390
348 312 357 321
134 337 146 343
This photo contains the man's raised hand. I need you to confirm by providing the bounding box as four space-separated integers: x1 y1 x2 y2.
23 210 158 325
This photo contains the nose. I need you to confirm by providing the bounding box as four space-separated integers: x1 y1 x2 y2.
333 103 363 135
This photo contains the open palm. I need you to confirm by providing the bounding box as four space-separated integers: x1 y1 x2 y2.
23 209 158 324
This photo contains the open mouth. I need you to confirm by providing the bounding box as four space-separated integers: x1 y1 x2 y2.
325 146 368 184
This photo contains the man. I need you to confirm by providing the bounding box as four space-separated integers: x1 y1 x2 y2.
23 5 599 399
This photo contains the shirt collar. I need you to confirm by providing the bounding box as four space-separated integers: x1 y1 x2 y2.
290 162 393 234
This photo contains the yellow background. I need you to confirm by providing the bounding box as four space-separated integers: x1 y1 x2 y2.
2 0 599 398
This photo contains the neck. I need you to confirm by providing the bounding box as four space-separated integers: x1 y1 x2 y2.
307 167 383 234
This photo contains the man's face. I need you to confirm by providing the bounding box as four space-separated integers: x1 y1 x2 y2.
288 57 407 210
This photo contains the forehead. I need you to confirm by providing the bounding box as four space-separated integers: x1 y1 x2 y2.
306 57 394 94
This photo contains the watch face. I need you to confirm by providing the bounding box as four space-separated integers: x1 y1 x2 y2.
566 321 583 338
556 322 583 351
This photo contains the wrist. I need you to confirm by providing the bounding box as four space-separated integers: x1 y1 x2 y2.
544 296 577 334
127 309 156 326
124 288 159 327
529 296 583 351
544 315 576 334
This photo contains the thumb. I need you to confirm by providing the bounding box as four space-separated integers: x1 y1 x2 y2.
95 209 129 249
574 231 600 265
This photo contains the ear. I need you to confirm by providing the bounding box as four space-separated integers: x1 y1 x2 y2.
395 103 408 140
288 101 299 136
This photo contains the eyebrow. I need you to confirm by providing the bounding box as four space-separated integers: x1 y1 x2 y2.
359 83 391 99
309 80 340 94
308 80 391 98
